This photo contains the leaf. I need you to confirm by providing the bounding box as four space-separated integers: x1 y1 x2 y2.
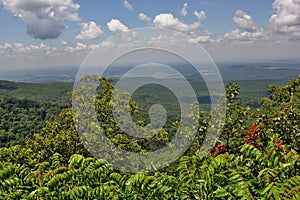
261 182 274 195
213 188 229 198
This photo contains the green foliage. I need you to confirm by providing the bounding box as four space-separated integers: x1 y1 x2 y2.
0 76 299 199
0 80 72 103
257 77 300 152
1 144 298 199
26 108 89 164
0 94 67 147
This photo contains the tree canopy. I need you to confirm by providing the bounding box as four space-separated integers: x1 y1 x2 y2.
0 76 299 199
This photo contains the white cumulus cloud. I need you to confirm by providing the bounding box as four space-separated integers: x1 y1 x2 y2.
139 13 151 21
233 10 259 32
220 9 263 43
0 42 58 56
107 19 129 34
193 10 206 21
123 0 133 10
268 0 300 39
60 39 68 46
153 13 201 32
180 3 188 17
64 42 101 54
1 0 80 40
189 31 212 43
222 29 263 41
76 21 103 40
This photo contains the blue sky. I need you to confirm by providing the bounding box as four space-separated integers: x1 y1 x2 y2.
0 0 300 69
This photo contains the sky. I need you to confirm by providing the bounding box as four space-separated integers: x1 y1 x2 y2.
0 0 300 69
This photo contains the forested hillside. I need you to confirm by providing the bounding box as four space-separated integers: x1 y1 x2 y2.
0 81 71 147
0 80 72 103
0 76 299 199
0 95 68 147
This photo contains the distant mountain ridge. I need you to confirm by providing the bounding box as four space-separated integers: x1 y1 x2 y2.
0 63 299 83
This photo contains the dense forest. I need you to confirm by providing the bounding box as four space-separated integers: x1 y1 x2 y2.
0 95 68 147
0 80 71 147
0 76 299 199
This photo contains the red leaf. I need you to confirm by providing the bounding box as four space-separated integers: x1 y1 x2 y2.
251 124 258 131
248 124 259 136
274 141 284 148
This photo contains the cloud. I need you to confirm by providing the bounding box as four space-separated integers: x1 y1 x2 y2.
192 35 210 43
123 0 133 10
268 0 300 39
0 42 58 56
189 31 212 43
193 10 206 21
222 29 263 42
99 41 115 48
60 39 68 46
153 13 201 32
148 33 180 46
1 0 80 40
180 3 188 17
233 10 259 32
63 42 116 55
220 9 263 43
64 42 99 54
0 43 22 55
76 21 103 40
64 42 87 53
107 19 129 34
139 13 151 21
